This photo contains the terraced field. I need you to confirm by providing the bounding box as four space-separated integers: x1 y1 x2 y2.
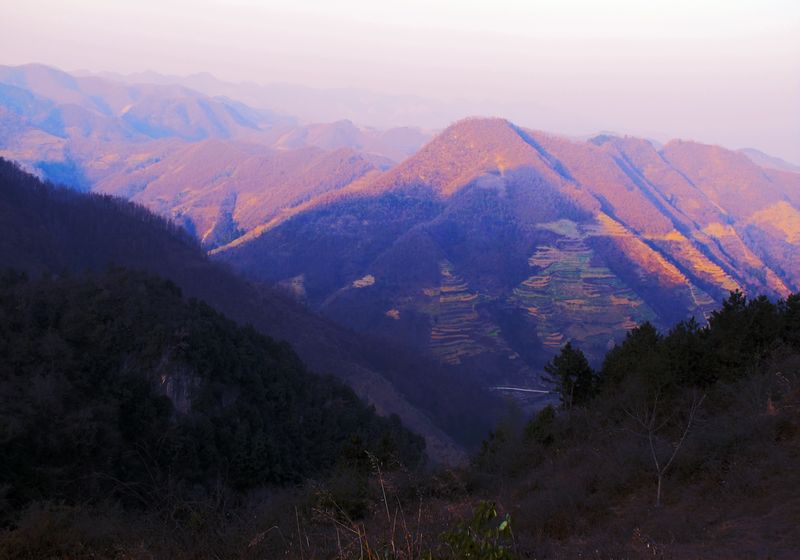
410 218 724 370
427 260 487 364
213 118 800 387
513 219 660 358
419 217 724 368
427 261 521 368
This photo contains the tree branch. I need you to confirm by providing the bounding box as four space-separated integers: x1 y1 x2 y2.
661 392 706 476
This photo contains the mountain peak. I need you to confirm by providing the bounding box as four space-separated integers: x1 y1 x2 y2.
366 116 561 197
0 63 79 93
441 115 514 134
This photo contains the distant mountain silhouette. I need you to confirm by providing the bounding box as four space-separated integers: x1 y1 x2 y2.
75 67 461 129
739 147 800 174
214 118 800 383
0 64 432 246
0 63 287 141
92 139 387 247
273 119 430 162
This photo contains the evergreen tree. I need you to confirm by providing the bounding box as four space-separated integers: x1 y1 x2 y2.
544 342 597 409
0 269 425 516
600 322 662 389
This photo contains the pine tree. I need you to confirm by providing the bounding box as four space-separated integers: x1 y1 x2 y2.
544 342 597 409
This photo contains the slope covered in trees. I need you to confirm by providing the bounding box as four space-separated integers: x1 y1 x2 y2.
466 290 800 557
3 290 798 558
0 269 423 518
0 157 504 463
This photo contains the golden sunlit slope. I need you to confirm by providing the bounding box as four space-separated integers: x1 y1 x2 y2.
216 117 800 382
527 131 675 235
0 64 432 244
588 136 774 295
660 140 800 290
92 139 383 247
0 64 297 195
225 117 575 234
241 117 794 298
224 118 798 298
212 117 562 247
0 64 430 174
365 117 566 197
662 140 789 219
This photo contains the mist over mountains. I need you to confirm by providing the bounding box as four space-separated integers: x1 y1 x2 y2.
1 57 799 558
73 67 463 130
2 63 798 389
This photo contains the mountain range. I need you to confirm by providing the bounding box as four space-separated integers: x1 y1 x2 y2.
1 63 799 391
1 46 799 558
212 118 800 383
0 64 432 245
71 67 466 130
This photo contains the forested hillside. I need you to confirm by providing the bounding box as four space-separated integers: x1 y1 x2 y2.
463 290 800 558
0 269 423 518
0 157 504 462
3 290 798 558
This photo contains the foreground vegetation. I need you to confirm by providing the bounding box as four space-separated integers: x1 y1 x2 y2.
0 270 423 521
1 279 799 558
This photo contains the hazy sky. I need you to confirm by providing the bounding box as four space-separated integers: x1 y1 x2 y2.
2 0 799 161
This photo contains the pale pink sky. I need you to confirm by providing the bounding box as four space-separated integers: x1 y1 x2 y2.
2 0 799 161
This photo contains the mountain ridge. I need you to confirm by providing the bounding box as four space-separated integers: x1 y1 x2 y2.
213 117 800 384
0 158 512 463
2 65 798 390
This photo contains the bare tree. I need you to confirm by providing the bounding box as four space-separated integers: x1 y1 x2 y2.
625 389 706 507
